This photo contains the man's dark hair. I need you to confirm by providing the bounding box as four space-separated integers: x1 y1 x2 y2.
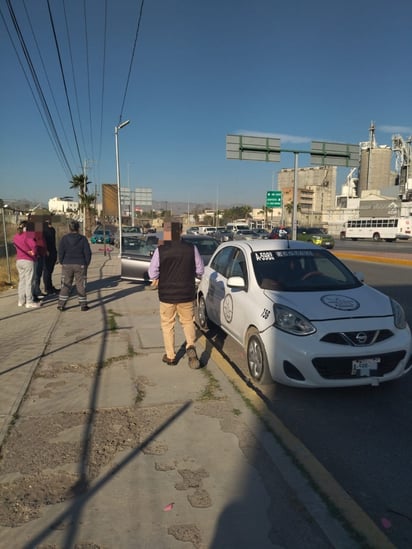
69 220 80 232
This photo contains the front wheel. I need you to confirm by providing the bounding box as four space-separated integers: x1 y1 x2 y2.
372 232 381 241
197 295 211 331
246 328 273 385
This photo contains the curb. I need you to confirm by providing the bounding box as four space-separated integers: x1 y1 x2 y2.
199 339 396 549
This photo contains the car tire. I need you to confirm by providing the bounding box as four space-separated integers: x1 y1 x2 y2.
246 327 273 385
197 295 212 331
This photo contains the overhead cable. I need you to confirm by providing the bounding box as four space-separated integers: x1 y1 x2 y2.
22 0 76 169
118 0 146 125
62 0 88 163
2 0 74 179
46 0 83 171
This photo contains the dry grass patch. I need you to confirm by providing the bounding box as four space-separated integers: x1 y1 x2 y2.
0 256 18 291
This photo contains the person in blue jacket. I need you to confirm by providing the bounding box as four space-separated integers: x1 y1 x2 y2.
56 220 92 311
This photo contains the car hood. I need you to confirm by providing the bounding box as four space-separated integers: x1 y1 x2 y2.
264 284 393 321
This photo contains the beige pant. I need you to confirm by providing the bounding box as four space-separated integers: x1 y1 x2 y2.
159 301 196 359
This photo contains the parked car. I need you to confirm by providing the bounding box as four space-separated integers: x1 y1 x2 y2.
232 229 260 240
212 229 234 242
196 239 412 388
252 228 269 239
296 227 335 249
181 234 220 265
226 222 250 233
198 226 217 235
120 234 160 282
90 229 114 244
186 226 200 235
123 226 143 234
268 227 290 239
120 234 220 282
114 226 143 247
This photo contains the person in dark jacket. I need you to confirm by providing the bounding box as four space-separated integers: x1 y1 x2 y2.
42 219 59 294
148 223 204 368
57 220 92 311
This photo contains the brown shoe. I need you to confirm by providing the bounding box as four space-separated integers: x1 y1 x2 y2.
162 354 177 366
186 346 200 369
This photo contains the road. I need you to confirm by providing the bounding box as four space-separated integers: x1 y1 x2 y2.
203 242 412 548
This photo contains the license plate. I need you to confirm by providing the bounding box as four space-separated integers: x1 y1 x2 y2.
351 358 380 377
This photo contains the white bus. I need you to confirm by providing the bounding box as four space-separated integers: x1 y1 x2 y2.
340 217 412 241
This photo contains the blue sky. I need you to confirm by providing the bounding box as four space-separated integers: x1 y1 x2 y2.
1 0 412 209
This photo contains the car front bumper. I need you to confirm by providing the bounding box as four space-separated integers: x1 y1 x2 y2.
258 317 412 388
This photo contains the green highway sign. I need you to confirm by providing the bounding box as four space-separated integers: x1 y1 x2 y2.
266 190 282 208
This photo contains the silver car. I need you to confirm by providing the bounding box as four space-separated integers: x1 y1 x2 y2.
120 234 160 282
232 229 260 240
120 234 220 282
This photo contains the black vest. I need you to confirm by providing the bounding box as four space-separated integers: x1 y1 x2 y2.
158 240 196 303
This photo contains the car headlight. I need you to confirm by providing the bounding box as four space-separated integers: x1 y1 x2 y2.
273 304 316 335
390 298 407 329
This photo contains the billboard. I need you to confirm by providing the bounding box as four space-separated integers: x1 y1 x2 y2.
102 184 118 216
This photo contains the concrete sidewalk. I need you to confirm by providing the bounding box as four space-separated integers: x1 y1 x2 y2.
0 247 377 548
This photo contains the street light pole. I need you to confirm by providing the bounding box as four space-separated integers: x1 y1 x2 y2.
115 120 130 256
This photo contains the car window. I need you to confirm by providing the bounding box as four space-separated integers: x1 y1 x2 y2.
251 249 361 291
210 246 234 277
122 236 156 257
228 249 248 289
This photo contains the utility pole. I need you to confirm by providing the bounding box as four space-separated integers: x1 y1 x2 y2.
82 158 94 236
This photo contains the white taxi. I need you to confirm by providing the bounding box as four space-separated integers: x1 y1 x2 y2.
196 239 412 388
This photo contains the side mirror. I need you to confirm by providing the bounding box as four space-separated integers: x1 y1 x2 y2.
227 276 245 289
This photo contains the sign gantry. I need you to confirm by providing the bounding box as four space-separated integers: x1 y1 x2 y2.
226 133 359 238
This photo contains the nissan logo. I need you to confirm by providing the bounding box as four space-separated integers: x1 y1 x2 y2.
355 332 368 344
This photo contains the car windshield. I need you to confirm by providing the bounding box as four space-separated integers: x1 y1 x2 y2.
251 248 361 292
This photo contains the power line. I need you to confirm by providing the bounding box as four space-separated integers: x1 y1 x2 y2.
2 0 74 179
21 0 76 168
118 0 146 124
46 0 83 170
62 0 88 162
83 0 94 163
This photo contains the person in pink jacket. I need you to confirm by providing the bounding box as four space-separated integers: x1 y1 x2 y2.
12 221 41 308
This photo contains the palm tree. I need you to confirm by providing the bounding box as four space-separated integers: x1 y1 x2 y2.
259 205 273 228
284 201 301 224
69 174 94 237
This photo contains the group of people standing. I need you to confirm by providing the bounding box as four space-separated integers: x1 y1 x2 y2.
13 218 92 311
13 218 58 308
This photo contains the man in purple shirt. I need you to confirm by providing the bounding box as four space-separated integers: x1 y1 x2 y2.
148 224 204 368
